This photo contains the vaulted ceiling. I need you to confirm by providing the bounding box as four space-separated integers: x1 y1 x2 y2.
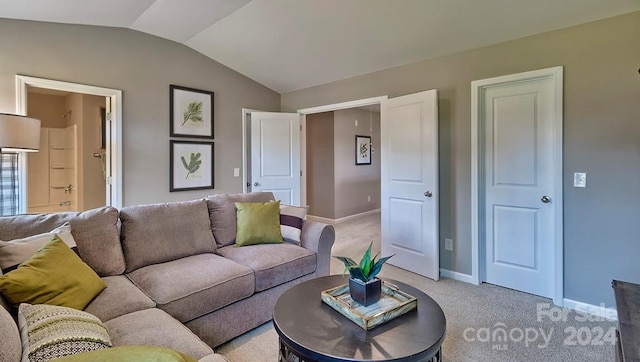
1 0 638 93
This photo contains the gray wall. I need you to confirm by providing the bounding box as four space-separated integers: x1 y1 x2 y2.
306 112 335 218
283 11 640 307
0 18 280 206
333 108 380 218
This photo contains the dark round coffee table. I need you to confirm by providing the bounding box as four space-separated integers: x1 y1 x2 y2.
273 275 446 362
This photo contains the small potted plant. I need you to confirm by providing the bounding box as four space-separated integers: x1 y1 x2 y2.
335 241 393 307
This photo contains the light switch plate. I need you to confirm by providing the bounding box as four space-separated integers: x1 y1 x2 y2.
445 238 453 251
233 168 240 177
574 172 586 187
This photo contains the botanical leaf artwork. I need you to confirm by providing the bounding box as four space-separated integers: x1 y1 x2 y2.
181 152 202 179
182 101 203 126
359 142 369 159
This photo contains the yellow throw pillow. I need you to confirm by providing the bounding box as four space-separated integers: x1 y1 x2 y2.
0 236 106 310
51 345 197 362
235 201 283 246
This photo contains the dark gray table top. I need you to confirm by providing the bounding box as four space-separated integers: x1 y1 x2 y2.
273 275 446 361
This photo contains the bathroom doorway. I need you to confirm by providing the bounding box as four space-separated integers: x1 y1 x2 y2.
16 75 123 213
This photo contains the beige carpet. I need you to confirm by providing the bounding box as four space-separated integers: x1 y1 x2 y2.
217 212 616 361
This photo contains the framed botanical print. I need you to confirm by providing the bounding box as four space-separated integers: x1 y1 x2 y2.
170 85 214 139
355 135 372 165
170 140 214 192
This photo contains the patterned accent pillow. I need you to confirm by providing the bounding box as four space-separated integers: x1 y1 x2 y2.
280 204 306 245
18 303 112 362
0 222 77 274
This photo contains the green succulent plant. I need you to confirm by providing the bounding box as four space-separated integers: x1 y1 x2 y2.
335 241 393 283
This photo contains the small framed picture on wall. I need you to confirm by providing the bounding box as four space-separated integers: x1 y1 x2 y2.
170 85 214 139
355 135 372 165
170 140 214 192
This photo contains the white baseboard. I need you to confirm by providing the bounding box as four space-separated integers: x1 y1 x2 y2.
307 209 381 225
562 298 618 322
439 268 475 284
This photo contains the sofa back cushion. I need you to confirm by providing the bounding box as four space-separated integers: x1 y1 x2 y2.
120 199 216 273
0 207 125 277
205 192 275 247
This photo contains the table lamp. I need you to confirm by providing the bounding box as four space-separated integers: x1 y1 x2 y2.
0 113 41 152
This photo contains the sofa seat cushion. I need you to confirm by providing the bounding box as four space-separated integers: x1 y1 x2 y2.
216 243 316 292
120 200 216 273
126 254 254 323
104 308 214 360
85 275 155 322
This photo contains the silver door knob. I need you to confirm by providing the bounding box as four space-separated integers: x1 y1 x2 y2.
253 182 260 187
424 191 433 197
541 196 551 203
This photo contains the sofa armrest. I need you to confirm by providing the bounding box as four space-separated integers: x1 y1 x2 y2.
300 220 335 276
0 297 20 362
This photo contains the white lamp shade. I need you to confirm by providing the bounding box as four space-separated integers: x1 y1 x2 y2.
0 113 41 152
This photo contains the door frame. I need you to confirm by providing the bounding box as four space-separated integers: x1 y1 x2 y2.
470 66 564 305
16 75 123 210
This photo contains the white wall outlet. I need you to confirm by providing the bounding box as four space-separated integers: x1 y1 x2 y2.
574 172 586 187
233 168 240 177
367 195 371 202
445 238 453 251
355 119 358 127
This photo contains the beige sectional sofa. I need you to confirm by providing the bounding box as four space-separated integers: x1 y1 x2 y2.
0 192 335 361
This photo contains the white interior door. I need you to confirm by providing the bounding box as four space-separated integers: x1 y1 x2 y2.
480 72 560 299
381 90 439 280
250 112 301 206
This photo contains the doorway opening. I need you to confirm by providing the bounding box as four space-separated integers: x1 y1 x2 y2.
297 96 387 215
241 97 385 214
16 75 123 213
25 87 106 213
303 104 381 223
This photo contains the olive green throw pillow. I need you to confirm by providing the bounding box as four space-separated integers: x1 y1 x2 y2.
0 236 106 310
52 345 197 362
235 201 284 246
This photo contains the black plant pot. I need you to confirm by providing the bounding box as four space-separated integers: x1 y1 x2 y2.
349 277 382 307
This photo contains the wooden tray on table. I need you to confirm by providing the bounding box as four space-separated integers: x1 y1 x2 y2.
320 280 417 330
